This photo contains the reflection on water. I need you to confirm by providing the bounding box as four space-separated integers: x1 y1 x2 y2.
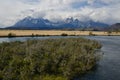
0 36 120 80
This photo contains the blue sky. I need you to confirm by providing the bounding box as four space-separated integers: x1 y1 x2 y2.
0 0 120 27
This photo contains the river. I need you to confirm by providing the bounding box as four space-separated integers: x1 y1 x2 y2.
0 36 120 80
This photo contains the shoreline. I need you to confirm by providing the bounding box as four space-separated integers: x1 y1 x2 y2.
0 35 120 38
0 30 120 37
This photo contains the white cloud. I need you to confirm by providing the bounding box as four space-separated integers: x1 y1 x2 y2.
0 0 120 27
100 0 120 4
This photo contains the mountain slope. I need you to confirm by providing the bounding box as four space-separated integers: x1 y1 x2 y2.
110 23 120 31
6 16 109 30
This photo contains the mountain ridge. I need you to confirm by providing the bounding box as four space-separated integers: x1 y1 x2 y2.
109 23 120 31
6 16 110 30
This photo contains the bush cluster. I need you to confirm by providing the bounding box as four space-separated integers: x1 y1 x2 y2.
0 38 101 80
8 33 16 37
61 33 68 36
89 32 96 36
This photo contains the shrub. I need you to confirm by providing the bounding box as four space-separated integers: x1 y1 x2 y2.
89 32 96 36
41 75 67 80
0 38 102 80
61 33 68 36
8 33 16 37
31 33 35 37
107 31 112 36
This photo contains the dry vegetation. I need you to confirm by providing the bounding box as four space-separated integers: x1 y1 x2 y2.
0 30 120 37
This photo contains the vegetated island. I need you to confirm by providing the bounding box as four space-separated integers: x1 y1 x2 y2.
0 30 120 37
0 38 102 80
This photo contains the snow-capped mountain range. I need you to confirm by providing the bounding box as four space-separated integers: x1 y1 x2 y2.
6 16 109 30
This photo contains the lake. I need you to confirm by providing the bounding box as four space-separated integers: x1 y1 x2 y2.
0 36 120 80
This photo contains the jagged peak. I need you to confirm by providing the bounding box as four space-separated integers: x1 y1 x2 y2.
7 16 109 30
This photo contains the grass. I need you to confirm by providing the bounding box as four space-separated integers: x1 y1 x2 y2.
0 38 102 80
0 30 120 37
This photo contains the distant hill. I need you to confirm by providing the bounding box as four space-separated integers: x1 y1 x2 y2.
110 23 120 31
6 16 109 30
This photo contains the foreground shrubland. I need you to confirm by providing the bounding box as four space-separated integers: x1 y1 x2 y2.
0 38 102 80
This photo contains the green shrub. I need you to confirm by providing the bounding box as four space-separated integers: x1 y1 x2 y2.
31 33 35 37
8 33 16 37
61 33 68 36
41 75 67 80
107 31 112 36
89 32 96 36
0 38 101 80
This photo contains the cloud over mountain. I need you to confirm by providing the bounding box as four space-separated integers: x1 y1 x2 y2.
0 0 120 27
